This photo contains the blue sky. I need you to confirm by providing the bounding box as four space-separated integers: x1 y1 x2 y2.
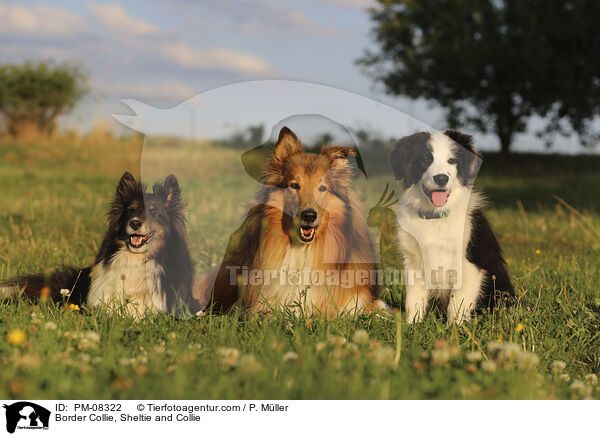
0 0 594 153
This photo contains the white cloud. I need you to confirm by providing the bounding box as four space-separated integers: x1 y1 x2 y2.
237 9 346 39
1 2 275 79
86 2 273 74
198 0 347 39
312 0 375 9
158 41 274 74
88 1 159 36
0 3 89 38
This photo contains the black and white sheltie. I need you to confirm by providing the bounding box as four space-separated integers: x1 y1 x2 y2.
1 172 199 318
390 130 514 324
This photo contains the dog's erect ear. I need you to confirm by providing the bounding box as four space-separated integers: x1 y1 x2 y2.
274 127 303 160
154 174 182 208
115 171 138 200
443 129 482 182
389 132 430 182
109 172 140 227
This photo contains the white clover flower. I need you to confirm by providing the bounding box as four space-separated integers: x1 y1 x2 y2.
77 338 97 351
195 310 206 318
30 312 41 324
84 331 100 342
372 346 395 369
330 348 346 360
315 342 327 353
559 373 571 382
481 360 497 373
345 343 360 356
585 374 598 386
551 360 567 374
119 357 135 366
501 343 522 361
60 289 71 297
13 353 41 369
239 354 263 374
487 342 503 355
218 347 240 367
466 351 483 363
352 329 369 345
517 352 540 370
44 321 57 331
431 348 452 367
282 351 299 362
328 335 347 347
570 380 592 398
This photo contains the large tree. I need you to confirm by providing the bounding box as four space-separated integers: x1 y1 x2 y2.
358 0 600 155
0 61 88 137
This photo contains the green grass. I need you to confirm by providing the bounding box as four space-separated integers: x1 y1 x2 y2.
0 139 599 399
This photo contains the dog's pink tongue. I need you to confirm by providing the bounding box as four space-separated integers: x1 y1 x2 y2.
431 190 449 207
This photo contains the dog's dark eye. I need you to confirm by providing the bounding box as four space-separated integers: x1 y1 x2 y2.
448 158 458 165
290 182 300 190
422 153 433 166
318 185 327 192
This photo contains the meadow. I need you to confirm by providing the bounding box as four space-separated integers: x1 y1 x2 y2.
0 133 599 399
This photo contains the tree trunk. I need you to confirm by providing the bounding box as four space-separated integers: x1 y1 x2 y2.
499 134 511 156
495 117 514 158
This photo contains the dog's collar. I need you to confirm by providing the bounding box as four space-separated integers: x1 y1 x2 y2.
418 209 448 219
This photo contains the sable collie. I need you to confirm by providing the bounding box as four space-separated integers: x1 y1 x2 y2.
209 127 383 315
1 172 198 318
390 130 514 324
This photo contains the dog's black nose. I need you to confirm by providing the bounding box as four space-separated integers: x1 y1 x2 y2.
301 209 317 223
130 219 142 230
433 174 449 186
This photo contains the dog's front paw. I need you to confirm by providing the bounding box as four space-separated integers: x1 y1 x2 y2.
406 308 425 324
447 310 472 326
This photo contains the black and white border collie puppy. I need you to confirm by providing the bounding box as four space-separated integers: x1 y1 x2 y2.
390 130 514 324
1 172 199 318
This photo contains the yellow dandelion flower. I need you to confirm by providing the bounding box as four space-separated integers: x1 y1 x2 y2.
7 329 26 346
67 304 80 311
516 323 524 332
535 249 541 255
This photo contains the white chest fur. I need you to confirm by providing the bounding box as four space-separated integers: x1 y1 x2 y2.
88 251 167 317
254 244 320 310
398 208 472 290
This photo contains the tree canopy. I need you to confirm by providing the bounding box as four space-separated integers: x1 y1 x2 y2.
0 61 88 137
358 0 600 154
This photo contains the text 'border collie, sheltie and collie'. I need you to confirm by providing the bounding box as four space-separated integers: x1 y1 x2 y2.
1 172 201 319
207 126 390 316
390 130 515 324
